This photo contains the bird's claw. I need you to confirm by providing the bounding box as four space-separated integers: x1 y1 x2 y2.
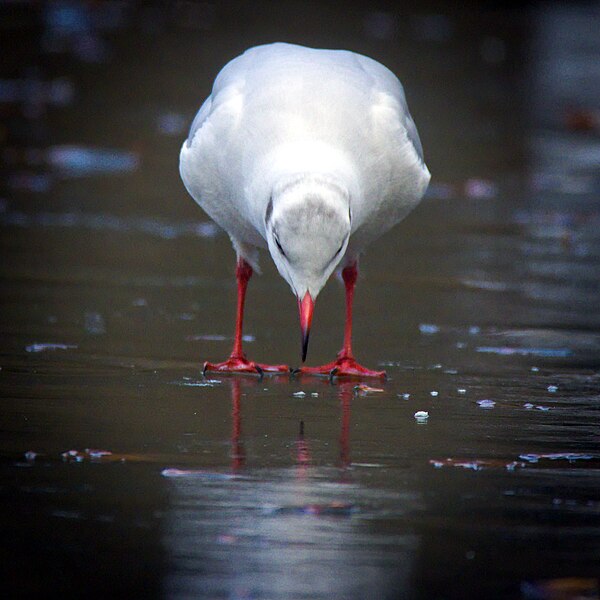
203 356 289 377
297 355 386 379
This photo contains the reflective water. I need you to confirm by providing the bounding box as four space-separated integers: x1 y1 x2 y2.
1 3 599 599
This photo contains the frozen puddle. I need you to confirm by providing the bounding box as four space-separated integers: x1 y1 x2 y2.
476 346 572 357
161 468 243 480
0 209 220 240
26 343 78 353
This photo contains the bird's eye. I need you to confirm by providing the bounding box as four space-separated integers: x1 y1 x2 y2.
274 236 287 258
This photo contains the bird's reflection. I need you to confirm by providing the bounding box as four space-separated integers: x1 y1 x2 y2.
228 378 354 473
164 378 415 599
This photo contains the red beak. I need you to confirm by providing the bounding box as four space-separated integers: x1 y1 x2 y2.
298 291 314 363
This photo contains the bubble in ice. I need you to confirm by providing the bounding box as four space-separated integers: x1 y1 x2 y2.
84 311 106 335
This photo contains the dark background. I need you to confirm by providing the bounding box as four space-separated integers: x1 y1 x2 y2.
1 2 600 599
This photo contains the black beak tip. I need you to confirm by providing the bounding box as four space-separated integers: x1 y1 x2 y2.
301 331 310 363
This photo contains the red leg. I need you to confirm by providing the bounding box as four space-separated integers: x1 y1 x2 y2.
299 263 386 378
203 258 289 376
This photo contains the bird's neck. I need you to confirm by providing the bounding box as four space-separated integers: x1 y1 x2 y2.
248 141 357 237
273 174 349 204
265 141 358 198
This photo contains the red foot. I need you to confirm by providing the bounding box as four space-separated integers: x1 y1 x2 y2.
298 354 386 379
203 354 289 376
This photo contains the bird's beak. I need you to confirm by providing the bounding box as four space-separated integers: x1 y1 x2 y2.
298 291 314 362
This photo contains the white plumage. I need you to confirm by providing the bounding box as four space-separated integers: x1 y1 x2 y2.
180 42 430 375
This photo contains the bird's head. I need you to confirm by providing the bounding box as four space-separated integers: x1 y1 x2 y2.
265 178 351 362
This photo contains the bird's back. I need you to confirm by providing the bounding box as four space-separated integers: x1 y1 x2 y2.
180 43 430 252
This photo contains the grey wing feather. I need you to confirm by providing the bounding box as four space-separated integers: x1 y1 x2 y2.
353 52 424 163
403 110 424 162
186 95 212 148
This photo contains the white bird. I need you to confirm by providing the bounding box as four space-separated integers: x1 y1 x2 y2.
180 42 430 377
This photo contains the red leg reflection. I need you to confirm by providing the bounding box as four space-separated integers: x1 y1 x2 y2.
339 383 352 469
295 420 311 479
230 379 245 471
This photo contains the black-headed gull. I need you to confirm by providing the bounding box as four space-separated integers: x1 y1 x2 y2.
180 42 430 377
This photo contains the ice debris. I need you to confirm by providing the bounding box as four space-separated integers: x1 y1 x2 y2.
523 403 551 411
176 379 221 387
354 384 384 395
430 458 525 471
519 453 595 464
161 468 240 480
477 399 496 409
61 448 113 462
419 323 439 334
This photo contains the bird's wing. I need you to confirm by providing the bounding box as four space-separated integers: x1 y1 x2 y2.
353 52 426 163
185 95 212 150
345 52 431 255
179 59 267 256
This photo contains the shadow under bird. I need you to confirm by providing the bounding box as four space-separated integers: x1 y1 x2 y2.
180 42 430 377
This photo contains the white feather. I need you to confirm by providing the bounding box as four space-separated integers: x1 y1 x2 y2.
180 42 430 296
